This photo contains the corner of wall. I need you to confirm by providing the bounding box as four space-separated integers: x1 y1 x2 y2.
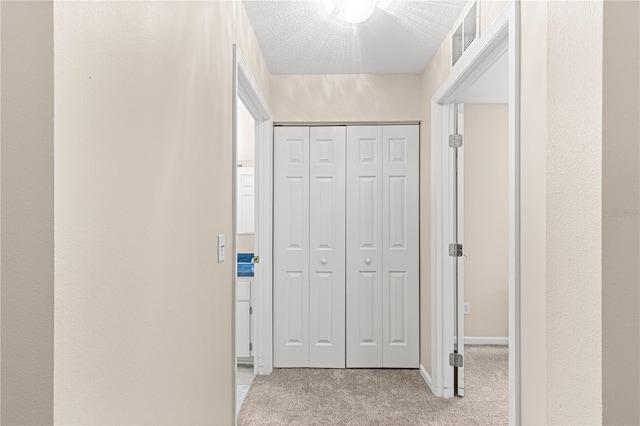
1 1 55 424
602 1 640 424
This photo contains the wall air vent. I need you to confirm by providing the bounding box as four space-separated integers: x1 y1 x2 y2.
452 1 478 67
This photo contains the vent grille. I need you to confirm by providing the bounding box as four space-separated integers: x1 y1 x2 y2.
452 1 478 67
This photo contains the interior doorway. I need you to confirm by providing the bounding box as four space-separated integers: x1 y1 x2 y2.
450 101 510 404
235 98 256 412
430 2 521 423
232 45 274 424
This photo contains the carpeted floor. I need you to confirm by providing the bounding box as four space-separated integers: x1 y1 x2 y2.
238 345 508 425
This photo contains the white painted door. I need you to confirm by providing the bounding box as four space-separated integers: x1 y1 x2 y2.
273 127 310 367
382 125 420 368
236 277 253 358
309 127 346 368
275 125 419 369
346 126 384 368
237 167 255 234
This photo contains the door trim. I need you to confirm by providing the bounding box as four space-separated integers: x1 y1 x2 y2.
430 1 521 424
232 44 274 423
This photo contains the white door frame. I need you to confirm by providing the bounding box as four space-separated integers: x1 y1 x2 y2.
430 1 520 424
232 45 274 421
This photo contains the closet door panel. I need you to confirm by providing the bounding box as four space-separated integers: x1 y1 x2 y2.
346 126 384 368
309 127 346 368
382 125 420 368
273 127 310 367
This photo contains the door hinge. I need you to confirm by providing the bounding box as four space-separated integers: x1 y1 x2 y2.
449 134 463 148
253 255 260 264
449 352 464 367
249 306 253 315
449 243 463 257
249 342 252 352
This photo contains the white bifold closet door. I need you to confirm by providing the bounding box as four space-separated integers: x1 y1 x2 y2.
346 126 384 367
380 125 419 368
273 126 346 368
274 124 418 369
346 125 419 368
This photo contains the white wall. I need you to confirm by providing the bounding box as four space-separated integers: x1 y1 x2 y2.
53 2 270 424
270 74 421 122
463 104 508 339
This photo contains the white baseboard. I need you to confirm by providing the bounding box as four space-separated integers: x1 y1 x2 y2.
420 363 435 394
464 336 508 345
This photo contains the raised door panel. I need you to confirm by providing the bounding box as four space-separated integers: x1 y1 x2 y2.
346 126 384 368
273 127 310 367
382 125 420 368
309 127 346 368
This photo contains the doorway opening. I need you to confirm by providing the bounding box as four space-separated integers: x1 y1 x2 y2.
232 45 274 423
430 2 520 424
235 98 256 412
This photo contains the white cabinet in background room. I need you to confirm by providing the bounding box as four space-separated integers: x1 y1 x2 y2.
237 252 255 360
273 125 419 369
237 167 255 234
236 276 253 359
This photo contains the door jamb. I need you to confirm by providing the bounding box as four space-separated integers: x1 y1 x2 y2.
430 1 520 424
232 45 274 423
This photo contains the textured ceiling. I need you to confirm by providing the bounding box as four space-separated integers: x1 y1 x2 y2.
242 1 467 75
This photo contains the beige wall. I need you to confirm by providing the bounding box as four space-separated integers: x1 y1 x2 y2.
270 74 421 122
522 1 638 424
53 1 269 424
546 2 604 423
463 104 508 339
1 2 55 424
479 1 509 37
519 1 548 423
422 1 627 424
602 1 640 425
4 1 637 425
237 234 254 254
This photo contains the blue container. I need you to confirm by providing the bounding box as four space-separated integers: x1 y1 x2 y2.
237 253 254 277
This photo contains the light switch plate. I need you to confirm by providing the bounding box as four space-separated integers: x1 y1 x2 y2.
217 234 225 262
464 302 470 315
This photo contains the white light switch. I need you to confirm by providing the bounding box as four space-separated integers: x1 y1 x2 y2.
217 234 225 262
464 302 471 315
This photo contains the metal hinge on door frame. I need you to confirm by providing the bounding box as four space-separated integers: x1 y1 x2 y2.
449 243 463 257
449 134 463 148
249 342 252 352
449 352 464 367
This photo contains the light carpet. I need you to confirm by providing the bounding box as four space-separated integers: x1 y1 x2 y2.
238 345 508 425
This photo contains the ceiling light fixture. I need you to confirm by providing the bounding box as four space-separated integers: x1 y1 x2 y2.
320 0 380 24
